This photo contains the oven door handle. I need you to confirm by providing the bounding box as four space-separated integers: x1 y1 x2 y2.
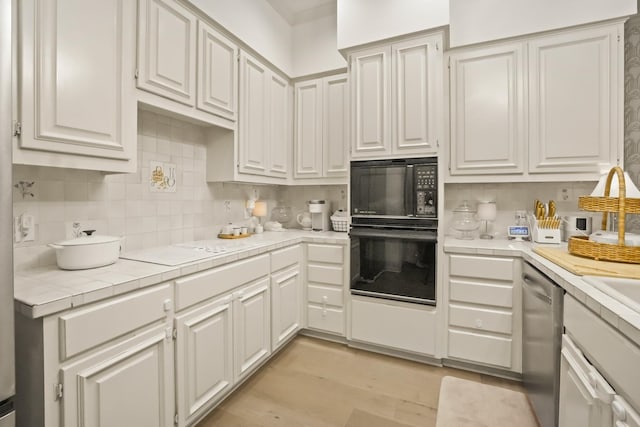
349 227 437 242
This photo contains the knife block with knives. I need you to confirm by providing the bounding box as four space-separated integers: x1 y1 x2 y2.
531 200 561 244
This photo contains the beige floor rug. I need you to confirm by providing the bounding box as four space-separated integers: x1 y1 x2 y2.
436 376 539 427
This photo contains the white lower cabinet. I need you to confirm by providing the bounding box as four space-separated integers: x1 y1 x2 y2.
15 282 175 427
305 243 348 336
445 254 522 372
270 245 302 349
174 295 233 427
234 278 272 381
559 334 614 427
60 325 175 427
560 295 640 427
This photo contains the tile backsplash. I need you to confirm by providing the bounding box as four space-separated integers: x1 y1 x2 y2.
13 110 347 271
443 181 599 238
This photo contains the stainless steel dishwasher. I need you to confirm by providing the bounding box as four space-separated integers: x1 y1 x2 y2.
522 262 564 427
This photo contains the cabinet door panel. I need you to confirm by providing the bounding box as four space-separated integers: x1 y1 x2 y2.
19 0 136 161
294 79 323 178
271 267 301 350
351 47 391 157
393 37 437 155
138 0 196 105
324 75 349 177
449 43 525 175
61 326 174 427
175 296 233 426
268 73 289 177
197 20 237 120
239 51 267 175
529 25 619 173
234 278 271 381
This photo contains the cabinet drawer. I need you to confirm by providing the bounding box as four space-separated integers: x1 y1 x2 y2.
448 329 512 369
307 304 344 335
449 304 512 335
175 254 269 311
59 283 172 359
307 285 343 307
449 254 515 281
271 244 301 272
308 264 343 286
564 295 640 409
308 244 343 264
449 279 513 308
351 298 436 356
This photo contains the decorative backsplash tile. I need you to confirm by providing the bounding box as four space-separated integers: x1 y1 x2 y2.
625 15 640 232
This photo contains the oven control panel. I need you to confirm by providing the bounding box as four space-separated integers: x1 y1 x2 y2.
415 165 437 217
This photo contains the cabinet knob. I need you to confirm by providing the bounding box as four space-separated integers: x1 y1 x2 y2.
163 299 172 312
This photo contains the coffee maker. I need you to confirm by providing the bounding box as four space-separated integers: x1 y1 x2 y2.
308 200 330 231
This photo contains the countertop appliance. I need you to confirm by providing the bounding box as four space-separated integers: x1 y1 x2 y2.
0 0 15 425
561 215 592 241
522 262 564 427
350 157 438 305
308 200 330 232
350 157 437 222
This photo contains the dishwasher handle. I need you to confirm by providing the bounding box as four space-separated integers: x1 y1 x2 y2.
523 273 553 305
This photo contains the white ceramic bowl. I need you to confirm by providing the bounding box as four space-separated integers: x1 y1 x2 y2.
48 235 123 270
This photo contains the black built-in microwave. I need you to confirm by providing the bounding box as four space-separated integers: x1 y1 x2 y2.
350 157 437 222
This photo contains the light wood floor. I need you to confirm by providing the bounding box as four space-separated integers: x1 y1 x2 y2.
196 335 527 427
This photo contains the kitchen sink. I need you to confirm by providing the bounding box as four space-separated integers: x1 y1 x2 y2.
582 275 640 314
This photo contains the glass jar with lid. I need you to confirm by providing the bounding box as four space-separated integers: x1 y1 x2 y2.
452 200 479 240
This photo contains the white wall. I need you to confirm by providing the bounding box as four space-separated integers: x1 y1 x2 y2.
337 0 449 50
292 12 347 77
189 0 293 75
450 0 637 48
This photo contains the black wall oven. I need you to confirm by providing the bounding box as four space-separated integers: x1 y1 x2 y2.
350 157 438 306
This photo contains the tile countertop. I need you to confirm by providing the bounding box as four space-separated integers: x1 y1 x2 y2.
14 230 349 319
444 237 640 347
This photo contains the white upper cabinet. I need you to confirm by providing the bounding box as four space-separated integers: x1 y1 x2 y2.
449 43 526 175
447 20 624 182
268 72 290 178
238 50 290 180
393 36 440 155
350 33 442 159
294 73 349 181
528 24 619 174
137 0 197 106
16 0 137 173
238 51 268 176
136 0 238 126
294 79 323 178
323 74 349 177
197 20 238 121
351 46 391 157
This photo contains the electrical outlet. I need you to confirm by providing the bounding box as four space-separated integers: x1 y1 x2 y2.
557 188 571 202
21 215 35 241
14 214 35 242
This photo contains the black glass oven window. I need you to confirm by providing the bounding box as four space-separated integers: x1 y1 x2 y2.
351 166 406 216
351 235 436 303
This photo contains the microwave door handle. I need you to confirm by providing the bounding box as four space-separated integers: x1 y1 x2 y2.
405 166 415 216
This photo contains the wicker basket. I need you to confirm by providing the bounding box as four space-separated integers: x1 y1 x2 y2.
568 166 640 264
330 215 348 232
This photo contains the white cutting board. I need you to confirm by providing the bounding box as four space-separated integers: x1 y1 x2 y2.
121 246 214 266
